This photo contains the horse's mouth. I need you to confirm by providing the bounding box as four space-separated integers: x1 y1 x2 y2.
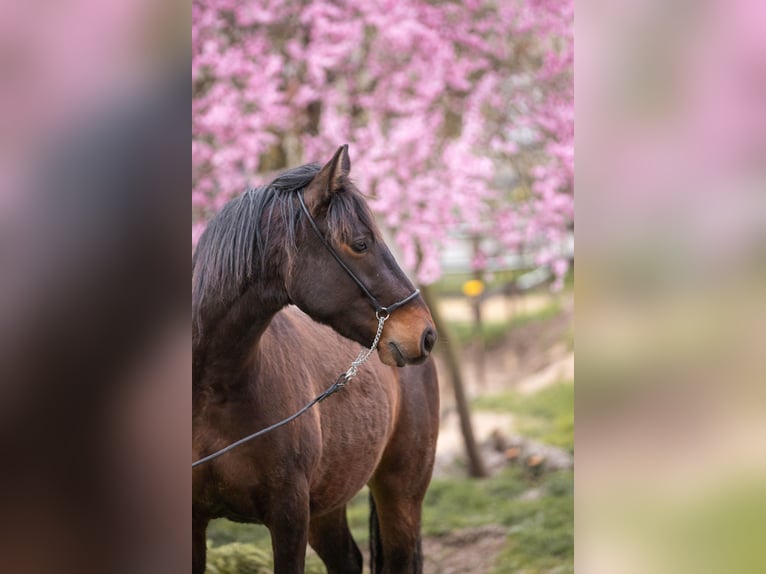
388 342 407 367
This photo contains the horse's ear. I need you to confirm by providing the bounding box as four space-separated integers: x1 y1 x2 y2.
304 144 351 213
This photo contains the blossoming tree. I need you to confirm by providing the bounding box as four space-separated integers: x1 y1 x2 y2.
193 0 573 286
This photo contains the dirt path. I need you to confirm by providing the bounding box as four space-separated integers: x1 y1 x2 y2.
435 292 555 324
423 525 509 574
354 525 508 574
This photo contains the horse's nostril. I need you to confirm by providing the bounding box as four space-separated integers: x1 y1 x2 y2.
421 327 436 354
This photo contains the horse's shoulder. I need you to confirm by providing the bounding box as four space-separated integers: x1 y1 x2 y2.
272 305 329 334
264 306 343 349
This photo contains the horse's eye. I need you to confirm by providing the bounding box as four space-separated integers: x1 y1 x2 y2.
351 240 368 253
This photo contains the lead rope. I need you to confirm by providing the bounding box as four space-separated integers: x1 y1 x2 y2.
192 313 388 469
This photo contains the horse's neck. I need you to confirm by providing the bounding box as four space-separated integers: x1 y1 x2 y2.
193 284 286 394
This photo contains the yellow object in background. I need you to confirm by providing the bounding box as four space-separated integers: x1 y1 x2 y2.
462 279 485 298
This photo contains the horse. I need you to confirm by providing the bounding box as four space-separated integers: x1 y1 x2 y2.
192 145 440 574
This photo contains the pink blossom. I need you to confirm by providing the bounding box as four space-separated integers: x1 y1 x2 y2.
193 0 573 284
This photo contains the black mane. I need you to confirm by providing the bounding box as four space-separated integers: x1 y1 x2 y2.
192 162 378 337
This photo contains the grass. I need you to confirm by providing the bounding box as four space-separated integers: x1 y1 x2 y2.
422 468 573 574
493 477 574 574
205 544 328 574
424 467 567 535
422 467 573 573
207 518 270 548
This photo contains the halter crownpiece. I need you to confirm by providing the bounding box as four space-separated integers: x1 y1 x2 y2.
297 191 420 317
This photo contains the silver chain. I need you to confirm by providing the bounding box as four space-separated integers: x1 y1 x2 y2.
340 313 388 385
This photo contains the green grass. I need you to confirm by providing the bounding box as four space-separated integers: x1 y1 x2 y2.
208 511 335 572
473 381 574 451
493 477 574 574
423 467 534 535
207 519 271 548
590 478 766 574
423 468 573 573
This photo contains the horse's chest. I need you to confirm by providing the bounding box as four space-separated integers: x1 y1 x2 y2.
306 379 397 511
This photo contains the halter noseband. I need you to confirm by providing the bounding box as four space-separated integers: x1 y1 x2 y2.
297 191 420 319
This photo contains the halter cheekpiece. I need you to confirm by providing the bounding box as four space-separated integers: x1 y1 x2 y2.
297 191 420 315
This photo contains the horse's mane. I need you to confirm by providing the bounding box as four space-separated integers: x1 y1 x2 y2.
192 161 379 337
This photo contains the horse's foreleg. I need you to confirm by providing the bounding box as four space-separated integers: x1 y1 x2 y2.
268 489 310 574
192 513 209 574
368 361 438 574
368 481 425 574
308 506 363 574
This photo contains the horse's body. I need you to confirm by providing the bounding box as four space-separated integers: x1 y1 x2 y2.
193 308 439 572
193 146 439 573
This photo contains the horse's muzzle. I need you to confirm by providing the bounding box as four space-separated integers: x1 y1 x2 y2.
379 311 437 367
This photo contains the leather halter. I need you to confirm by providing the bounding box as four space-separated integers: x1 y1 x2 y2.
297 191 420 319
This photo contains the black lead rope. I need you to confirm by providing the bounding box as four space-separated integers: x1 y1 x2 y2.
192 191 420 469
192 373 347 469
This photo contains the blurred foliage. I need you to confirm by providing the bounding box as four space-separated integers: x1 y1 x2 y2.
447 319 517 348
590 478 766 574
659 479 766 574
433 265 573 298
433 270 528 297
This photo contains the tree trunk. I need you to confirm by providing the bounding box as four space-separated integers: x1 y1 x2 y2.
420 284 488 478
470 235 486 388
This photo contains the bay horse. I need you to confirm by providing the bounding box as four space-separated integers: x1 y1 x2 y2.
192 145 439 574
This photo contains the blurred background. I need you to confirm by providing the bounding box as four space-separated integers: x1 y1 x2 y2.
577 0 766 572
0 0 188 572
1 0 760 571
193 0 574 572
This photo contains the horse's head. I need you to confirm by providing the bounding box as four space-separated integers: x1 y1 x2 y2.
285 145 436 367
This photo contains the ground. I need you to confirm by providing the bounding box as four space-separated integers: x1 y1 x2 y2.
421 526 509 574
204 289 574 573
